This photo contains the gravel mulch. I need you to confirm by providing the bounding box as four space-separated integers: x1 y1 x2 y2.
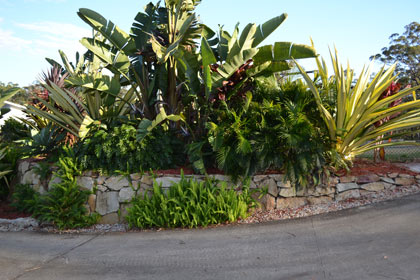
239 184 420 224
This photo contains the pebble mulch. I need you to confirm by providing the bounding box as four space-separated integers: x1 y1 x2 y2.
239 184 420 224
1 184 419 233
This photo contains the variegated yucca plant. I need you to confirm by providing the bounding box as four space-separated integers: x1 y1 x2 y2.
295 49 420 161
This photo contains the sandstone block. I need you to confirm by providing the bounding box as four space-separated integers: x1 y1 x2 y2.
315 186 335 196
96 176 107 185
279 187 296 198
339 176 356 183
336 183 359 193
360 182 385 192
253 175 268 183
261 178 278 197
98 213 119 224
119 187 136 202
18 161 30 176
252 193 275 210
388 173 398 178
276 197 307 209
395 177 415 186
268 174 284 181
21 170 40 185
335 189 360 201
380 177 394 184
76 176 94 191
96 191 119 215
140 175 154 185
130 173 142 181
356 174 380 184
307 196 333 205
105 176 130 191
155 177 182 188
277 180 292 189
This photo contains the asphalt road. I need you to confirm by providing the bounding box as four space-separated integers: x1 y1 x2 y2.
1 194 420 280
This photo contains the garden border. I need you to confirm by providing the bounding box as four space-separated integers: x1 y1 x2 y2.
17 159 420 224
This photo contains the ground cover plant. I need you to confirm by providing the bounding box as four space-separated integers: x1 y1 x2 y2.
126 173 258 229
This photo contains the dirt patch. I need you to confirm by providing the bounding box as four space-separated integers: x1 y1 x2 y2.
155 159 418 177
0 201 31 219
336 158 419 177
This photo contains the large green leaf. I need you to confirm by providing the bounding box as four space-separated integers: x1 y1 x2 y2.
211 48 258 89
252 14 287 47
253 42 317 64
136 107 183 142
78 8 136 55
80 38 131 75
65 73 121 96
201 37 217 98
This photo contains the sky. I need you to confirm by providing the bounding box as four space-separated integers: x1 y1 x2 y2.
1 0 420 87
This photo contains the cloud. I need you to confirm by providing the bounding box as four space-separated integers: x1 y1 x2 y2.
16 22 90 38
0 25 31 51
0 18 91 63
13 21 91 57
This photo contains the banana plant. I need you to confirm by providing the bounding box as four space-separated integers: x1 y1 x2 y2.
295 48 420 160
142 0 202 115
192 15 317 103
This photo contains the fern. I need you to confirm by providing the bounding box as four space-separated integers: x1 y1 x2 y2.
75 123 185 174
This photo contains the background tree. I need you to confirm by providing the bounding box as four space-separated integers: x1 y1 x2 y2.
370 22 420 87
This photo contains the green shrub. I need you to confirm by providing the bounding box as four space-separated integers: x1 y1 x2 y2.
24 124 65 157
24 148 98 230
75 124 184 174
208 78 328 185
33 180 98 230
126 173 258 229
0 118 30 143
0 144 24 200
10 184 39 213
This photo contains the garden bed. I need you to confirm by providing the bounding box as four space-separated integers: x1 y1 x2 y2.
3 158 418 232
0 202 31 219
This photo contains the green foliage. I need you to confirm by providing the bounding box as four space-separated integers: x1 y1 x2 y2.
296 49 420 161
0 118 30 143
29 148 98 229
126 173 257 229
32 161 52 181
208 78 328 185
24 124 65 157
75 124 184 174
33 180 98 230
0 144 25 200
11 184 39 213
370 22 420 87
0 147 13 200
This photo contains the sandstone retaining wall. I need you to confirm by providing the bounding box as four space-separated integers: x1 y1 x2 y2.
17 160 420 224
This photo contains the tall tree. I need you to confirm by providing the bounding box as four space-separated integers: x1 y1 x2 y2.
371 22 420 86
